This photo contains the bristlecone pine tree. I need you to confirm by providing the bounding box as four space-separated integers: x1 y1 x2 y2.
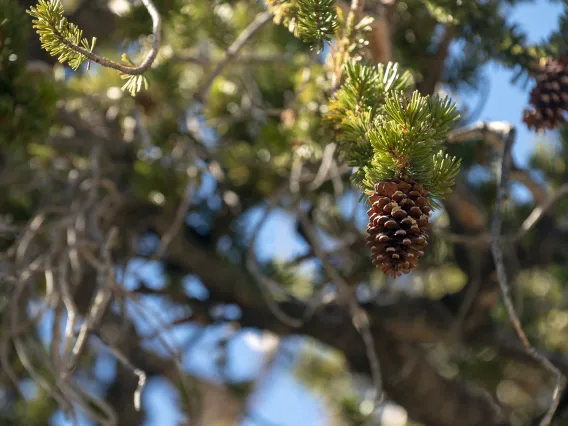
523 56 568 131
328 63 461 277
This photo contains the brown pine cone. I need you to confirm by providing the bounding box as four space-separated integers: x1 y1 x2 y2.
366 176 432 277
523 57 568 131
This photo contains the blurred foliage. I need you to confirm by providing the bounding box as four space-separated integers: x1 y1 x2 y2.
0 0 58 152
4 0 568 425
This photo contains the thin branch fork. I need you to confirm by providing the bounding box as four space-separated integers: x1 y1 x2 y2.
296 208 384 409
173 52 296 66
491 127 566 426
57 0 161 75
441 188 568 255
450 121 546 203
519 182 568 236
438 120 566 245
197 11 273 101
245 193 310 329
448 120 544 204
438 179 568 246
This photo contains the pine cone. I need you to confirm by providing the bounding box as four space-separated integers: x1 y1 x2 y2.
523 57 568 131
365 176 431 277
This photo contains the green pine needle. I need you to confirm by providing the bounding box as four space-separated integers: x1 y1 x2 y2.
27 0 96 71
329 61 413 120
266 0 338 49
329 61 461 208
27 1 149 96
121 74 149 97
429 151 461 198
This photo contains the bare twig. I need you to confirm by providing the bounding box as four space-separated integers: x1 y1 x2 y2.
435 231 491 246
58 254 79 366
491 127 566 426
96 337 147 411
70 228 118 364
345 0 364 41
9 270 76 419
518 183 568 237
437 120 554 245
296 209 384 406
56 0 161 75
309 143 337 190
329 158 345 196
122 292 196 416
65 380 117 426
246 200 307 329
153 180 195 261
285 233 360 267
197 12 272 101
438 181 568 246
174 53 296 66
510 168 547 204
289 156 304 194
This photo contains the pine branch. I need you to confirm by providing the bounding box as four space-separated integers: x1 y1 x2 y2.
327 62 414 189
329 61 461 207
26 0 96 71
267 0 338 50
27 0 161 95
366 90 460 195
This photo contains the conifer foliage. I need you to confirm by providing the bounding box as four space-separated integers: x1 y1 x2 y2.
26 0 152 95
268 0 463 276
10 0 568 424
27 0 96 71
328 62 461 276
28 0 462 276
266 0 338 49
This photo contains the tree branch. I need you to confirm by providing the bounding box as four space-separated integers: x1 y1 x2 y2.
138 202 511 426
197 11 273 102
491 126 566 426
44 0 161 75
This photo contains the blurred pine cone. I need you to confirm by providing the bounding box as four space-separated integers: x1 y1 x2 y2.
366 177 431 277
523 57 568 131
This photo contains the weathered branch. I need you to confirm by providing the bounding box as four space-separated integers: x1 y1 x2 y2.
297 207 384 405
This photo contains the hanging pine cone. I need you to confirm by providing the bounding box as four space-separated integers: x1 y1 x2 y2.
523 56 568 131
365 176 432 277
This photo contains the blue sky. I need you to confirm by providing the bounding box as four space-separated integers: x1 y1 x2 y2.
53 2 564 425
